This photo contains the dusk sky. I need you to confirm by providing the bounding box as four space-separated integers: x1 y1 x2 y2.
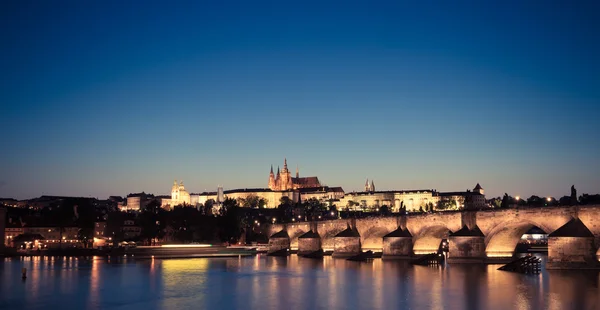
2 1 599 200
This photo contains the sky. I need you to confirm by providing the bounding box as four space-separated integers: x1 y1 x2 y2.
1 1 599 200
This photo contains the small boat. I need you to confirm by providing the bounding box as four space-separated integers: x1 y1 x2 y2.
300 249 324 259
266 248 290 257
347 250 374 262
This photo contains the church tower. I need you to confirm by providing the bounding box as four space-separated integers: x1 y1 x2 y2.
280 158 292 190
296 165 299 178
370 180 375 192
171 180 179 202
365 179 370 192
268 165 276 190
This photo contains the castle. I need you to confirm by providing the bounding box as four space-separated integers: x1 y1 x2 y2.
268 158 321 191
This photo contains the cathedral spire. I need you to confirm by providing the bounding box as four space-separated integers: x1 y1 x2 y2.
296 165 299 178
270 165 274 174
284 157 288 170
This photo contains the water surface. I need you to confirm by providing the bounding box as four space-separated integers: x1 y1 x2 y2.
1 255 598 310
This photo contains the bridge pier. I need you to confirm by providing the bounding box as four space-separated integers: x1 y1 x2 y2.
333 225 361 258
265 205 600 268
267 230 290 255
382 227 413 259
298 230 321 256
547 218 599 269
448 225 486 263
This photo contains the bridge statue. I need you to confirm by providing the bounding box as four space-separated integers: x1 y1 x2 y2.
571 185 578 205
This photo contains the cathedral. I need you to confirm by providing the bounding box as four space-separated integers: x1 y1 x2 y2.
268 158 322 191
364 179 375 192
170 180 190 206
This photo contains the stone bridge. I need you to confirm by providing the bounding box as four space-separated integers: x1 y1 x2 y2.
265 205 600 267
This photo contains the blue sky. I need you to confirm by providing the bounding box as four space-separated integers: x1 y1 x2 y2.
1 1 599 199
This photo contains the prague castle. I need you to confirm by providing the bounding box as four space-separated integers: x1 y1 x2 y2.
268 158 321 190
119 158 487 212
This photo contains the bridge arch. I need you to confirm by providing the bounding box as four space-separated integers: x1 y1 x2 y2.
361 225 393 250
484 220 553 258
287 226 309 250
412 225 451 255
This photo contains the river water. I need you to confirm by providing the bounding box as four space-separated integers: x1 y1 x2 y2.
1 255 599 310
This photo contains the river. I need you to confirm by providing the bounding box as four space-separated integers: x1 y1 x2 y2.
1 255 599 310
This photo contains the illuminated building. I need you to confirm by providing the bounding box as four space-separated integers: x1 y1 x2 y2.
268 158 322 191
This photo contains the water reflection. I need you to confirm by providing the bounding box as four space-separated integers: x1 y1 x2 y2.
1 255 600 310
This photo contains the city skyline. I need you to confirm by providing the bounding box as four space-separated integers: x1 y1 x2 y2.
0 157 594 201
2 2 600 200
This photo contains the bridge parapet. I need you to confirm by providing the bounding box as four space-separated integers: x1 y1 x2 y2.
266 205 600 263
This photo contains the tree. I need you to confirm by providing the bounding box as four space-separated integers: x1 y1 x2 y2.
145 199 161 213
218 204 244 244
77 227 94 248
277 197 294 222
238 195 266 209
51 202 75 248
427 202 435 212
139 203 167 245
559 196 571 206
204 199 215 215
105 211 125 246
220 198 238 216
526 195 544 207
490 198 502 208
302 198 327 220
379 205 390 216
168 206 201 243
579 194 600 205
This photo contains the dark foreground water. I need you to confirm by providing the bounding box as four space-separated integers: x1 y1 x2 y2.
1 255 599 310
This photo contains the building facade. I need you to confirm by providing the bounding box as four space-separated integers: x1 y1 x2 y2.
339 182 487 212
268 159 322 191
340 189 439 212
0 208 5 249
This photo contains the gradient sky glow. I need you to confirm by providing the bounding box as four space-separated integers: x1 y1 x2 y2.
2 1 599 200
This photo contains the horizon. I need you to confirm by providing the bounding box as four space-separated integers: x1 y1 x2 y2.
1 162 593 201
2 1 599 201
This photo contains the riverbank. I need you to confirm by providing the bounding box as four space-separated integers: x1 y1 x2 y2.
1 245 257 259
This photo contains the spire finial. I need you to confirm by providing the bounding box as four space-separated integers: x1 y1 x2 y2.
270 165 273 174
284 157 288 169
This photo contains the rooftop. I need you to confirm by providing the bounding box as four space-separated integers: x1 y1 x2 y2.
298 230 320 238
548 218 594 237
270 230 290 239
383 227 412 238
335 225 360 237
450 225 485 237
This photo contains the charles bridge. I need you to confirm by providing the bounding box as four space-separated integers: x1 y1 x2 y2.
266 205 600 268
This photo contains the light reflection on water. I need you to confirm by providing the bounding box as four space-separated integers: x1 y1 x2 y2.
0 255 599 310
